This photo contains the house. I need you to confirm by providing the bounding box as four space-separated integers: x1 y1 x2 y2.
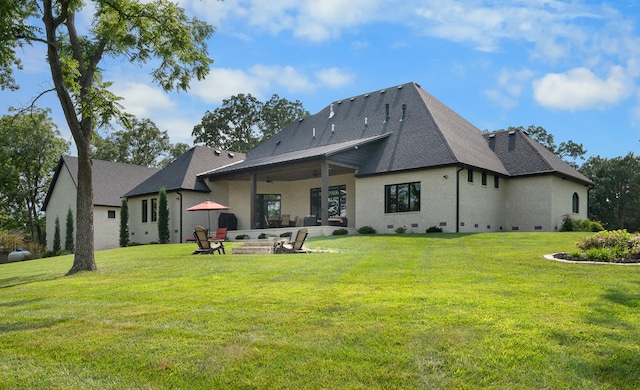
124 146 245 244
43 156 160 251
198 82 594 233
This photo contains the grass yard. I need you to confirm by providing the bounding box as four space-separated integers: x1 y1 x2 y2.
1 233 639 389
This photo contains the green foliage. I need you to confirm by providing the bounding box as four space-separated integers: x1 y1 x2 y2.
258 233 269 239
92 118 174 167
580 153 640 232
394 226 407 234
280 232 292 238
53 217 61 254
119 198 129 247
574 229 640 262
235 234 250 240
426 226 443 233
357 225 376 234
332 228 348 235
560 215 603 232
192 93 309 153
64 208 74 252
0 233 23 252
157 188 169 244
0 110 69 244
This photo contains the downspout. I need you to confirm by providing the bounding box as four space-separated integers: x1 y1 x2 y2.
177 191 183 243
456 166 465 233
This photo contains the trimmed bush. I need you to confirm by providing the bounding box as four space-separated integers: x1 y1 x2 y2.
280 232 292 238
357 226 376 234
573 229 640 262
235 234 250 240
426 226 443 233
395 226 407 234
332 229 348 236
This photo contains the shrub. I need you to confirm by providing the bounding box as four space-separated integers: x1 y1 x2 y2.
332 229 348 236
426 226 443 233
235 234 250 240
65 208 74 252
574 230 640 262
395 226 407 234
53 217 61 253
357 226 376 234
280 232 292 238
560 215 604 232
1 233 23 252
258 233 269 239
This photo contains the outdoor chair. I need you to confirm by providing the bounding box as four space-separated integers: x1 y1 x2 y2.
210 227 227 254
274 228 309 254
289 216 298 227
281 214 290 227
192 226 224 255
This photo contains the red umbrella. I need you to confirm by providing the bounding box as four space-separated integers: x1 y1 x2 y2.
186 200 230 233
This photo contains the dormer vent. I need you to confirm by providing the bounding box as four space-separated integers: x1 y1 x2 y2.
329 103 335 119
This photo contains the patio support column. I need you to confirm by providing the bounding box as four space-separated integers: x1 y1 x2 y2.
320 160 329 226
250 173 257 229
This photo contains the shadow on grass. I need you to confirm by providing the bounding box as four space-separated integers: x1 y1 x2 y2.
0 274 62 289
0 317 70 334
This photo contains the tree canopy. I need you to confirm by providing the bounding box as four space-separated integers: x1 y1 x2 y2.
2 0 214 274
0 109 69 250
192 93 310 153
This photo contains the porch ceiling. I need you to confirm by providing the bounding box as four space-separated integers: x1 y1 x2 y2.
215 159 356 182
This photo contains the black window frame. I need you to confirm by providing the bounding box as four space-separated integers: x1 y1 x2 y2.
481 172 487 186
494 176 499 189
572 192 579 213
385 182 421 213
142 199 148 223
310 185 346 217
107 210 116 219
467 169 474 183
151 198 158 222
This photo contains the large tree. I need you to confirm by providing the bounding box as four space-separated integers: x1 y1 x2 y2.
92 118 172 167
580 153 640 231
0 109 69 251
2 1 214 274
192 93 309 153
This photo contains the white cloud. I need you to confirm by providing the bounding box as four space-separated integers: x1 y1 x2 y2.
190 65 353 104
485 68 535 110
315 68 355 89
110 82 175 118
532 66 632 110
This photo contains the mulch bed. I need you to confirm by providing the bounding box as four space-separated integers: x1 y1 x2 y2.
548 252 640 264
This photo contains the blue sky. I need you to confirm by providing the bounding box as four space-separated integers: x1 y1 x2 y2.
4 0 640 160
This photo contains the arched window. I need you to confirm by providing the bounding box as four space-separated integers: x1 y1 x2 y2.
572 192 579 213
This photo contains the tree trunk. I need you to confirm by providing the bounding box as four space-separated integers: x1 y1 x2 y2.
66 141 96 274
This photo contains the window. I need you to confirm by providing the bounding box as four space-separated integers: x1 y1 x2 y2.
107 210 116 219
256 194 281 228
572 192 579 213
494 176 499 189
151 198 158 222
142 200 148 222
481 172 487 186
385 182 420 213
310 185 346 217
467 169 473 183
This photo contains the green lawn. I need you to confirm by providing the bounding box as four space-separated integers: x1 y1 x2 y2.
1 233 639 389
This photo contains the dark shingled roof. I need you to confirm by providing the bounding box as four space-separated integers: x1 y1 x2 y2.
485 130 594 185
43 156 160 210
125 146 245 197
201 82 590 185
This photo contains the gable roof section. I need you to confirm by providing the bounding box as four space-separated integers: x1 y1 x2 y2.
125 146 246 197
485 130 594 186
203 82 510 179
43 156 160 210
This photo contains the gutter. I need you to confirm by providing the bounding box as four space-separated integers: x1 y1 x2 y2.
176 191 183 243
456 165 465 233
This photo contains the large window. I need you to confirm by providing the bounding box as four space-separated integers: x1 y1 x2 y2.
385 182 420 213
572 192 579 213
142 199 148 222
311 185 346 217
151 198 158 222
256 194 281 228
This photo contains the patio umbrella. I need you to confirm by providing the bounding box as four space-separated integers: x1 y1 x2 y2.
186 200 230 234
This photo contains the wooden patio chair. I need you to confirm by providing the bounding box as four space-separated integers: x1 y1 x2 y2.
192 226 223 255
274 228 309 254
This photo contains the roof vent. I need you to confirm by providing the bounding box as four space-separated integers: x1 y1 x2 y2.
380 89 386 93
337 100 342 104
364 93 369 98
385 103 390 122
488 133 496 138
331 124 335 132
508 130 516 135
312 127 316 138
276 140 281 145
329 103 335 119
364 117 368 126
397 85 403 89
298 118 304 122
214 150 221 155
350 97 355 101
228 152 235 158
